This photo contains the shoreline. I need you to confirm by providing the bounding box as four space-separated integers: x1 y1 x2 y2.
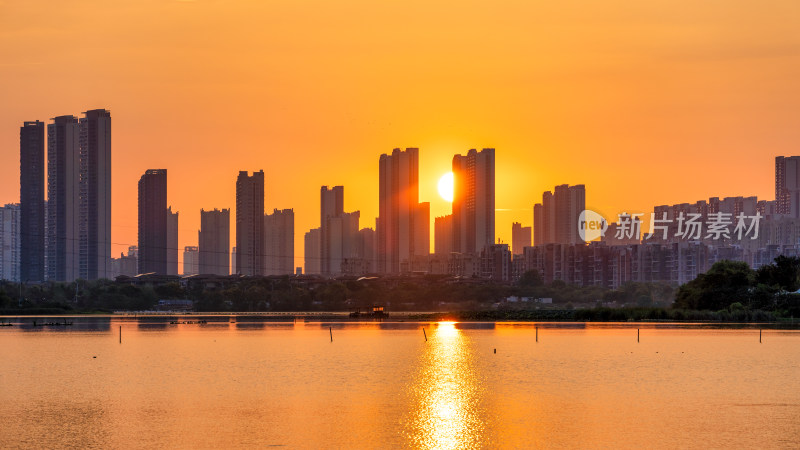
1 311 799 329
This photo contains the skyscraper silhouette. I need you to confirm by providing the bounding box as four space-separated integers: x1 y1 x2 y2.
554 184 585 245
534 184 585 245
377 148 429 274
320 186 343 275
0 204 21 282
138 169 167 274
511 222 531 255
167 206 179 275
434 215 453 256
319 186 360 276
304 228 321 275
79 109 112 280
264 208 294 275
183 246 199 276
452 148 495 254
775 156 800 217
46 115 80 281
199 208 230 275
19 121 45 282
236 171 264 276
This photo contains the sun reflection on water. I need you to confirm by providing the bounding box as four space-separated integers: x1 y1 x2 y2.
404 322 485 449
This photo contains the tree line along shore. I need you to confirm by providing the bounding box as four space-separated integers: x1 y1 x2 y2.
2 257 800 322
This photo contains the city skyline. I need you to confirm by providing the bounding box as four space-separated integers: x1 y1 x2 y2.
2 118 794 276
1 1 794 271
5 118 785 271
0 147 794 282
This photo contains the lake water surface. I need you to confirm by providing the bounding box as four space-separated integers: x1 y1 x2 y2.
1 317 798 448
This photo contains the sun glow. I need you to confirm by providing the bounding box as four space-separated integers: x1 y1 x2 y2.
437 172 454 202
436 321 458 337
405 319 484 448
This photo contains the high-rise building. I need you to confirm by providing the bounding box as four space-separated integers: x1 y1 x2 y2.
264 208 294 275
0 204 21 282
46 116 80 281
757 200 778 218
167 207 179 275
554 184 585 245
452 148 495 254
377 148 430 274
511 222 531 255
535 185 584 245
415 202 430 256
319 186 361 276
325 211 360 276
341 226 377 276
42 199 48 278
199 208 230 275
357 227 376 273
434 215 453 256
542 191 556 244
183 246 199 276
236 171 264 276
20 121 45 282
138 169 167 274
774 156 800 217
79 109 112 280
533 203 543 246
321 185 344 226
231 247 237 275
304 228 321 275
320 185 343 275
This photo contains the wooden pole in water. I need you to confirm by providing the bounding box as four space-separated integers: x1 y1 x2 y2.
119 325 122 344
329 326 333 342
760 329 762 343
637 328 640 343
536 326 538 343
422 327 427 342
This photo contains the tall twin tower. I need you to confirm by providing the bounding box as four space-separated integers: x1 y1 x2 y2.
19 109 112 283
377 148 429 273
377 147 495 273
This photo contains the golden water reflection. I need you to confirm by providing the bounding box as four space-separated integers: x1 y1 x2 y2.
405 322 487 449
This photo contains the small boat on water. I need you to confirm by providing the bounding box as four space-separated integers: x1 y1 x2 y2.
349 306 389 320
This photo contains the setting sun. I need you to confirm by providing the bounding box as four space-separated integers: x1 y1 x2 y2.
437 172 454 202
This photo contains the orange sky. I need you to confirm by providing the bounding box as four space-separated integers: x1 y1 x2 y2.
2 0 799 269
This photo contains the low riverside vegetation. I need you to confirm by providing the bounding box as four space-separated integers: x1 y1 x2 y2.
410 307 781 323
1 256 799 321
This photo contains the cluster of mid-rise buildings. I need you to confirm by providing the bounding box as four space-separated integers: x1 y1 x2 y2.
3 109 800 288
513 157 800 288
